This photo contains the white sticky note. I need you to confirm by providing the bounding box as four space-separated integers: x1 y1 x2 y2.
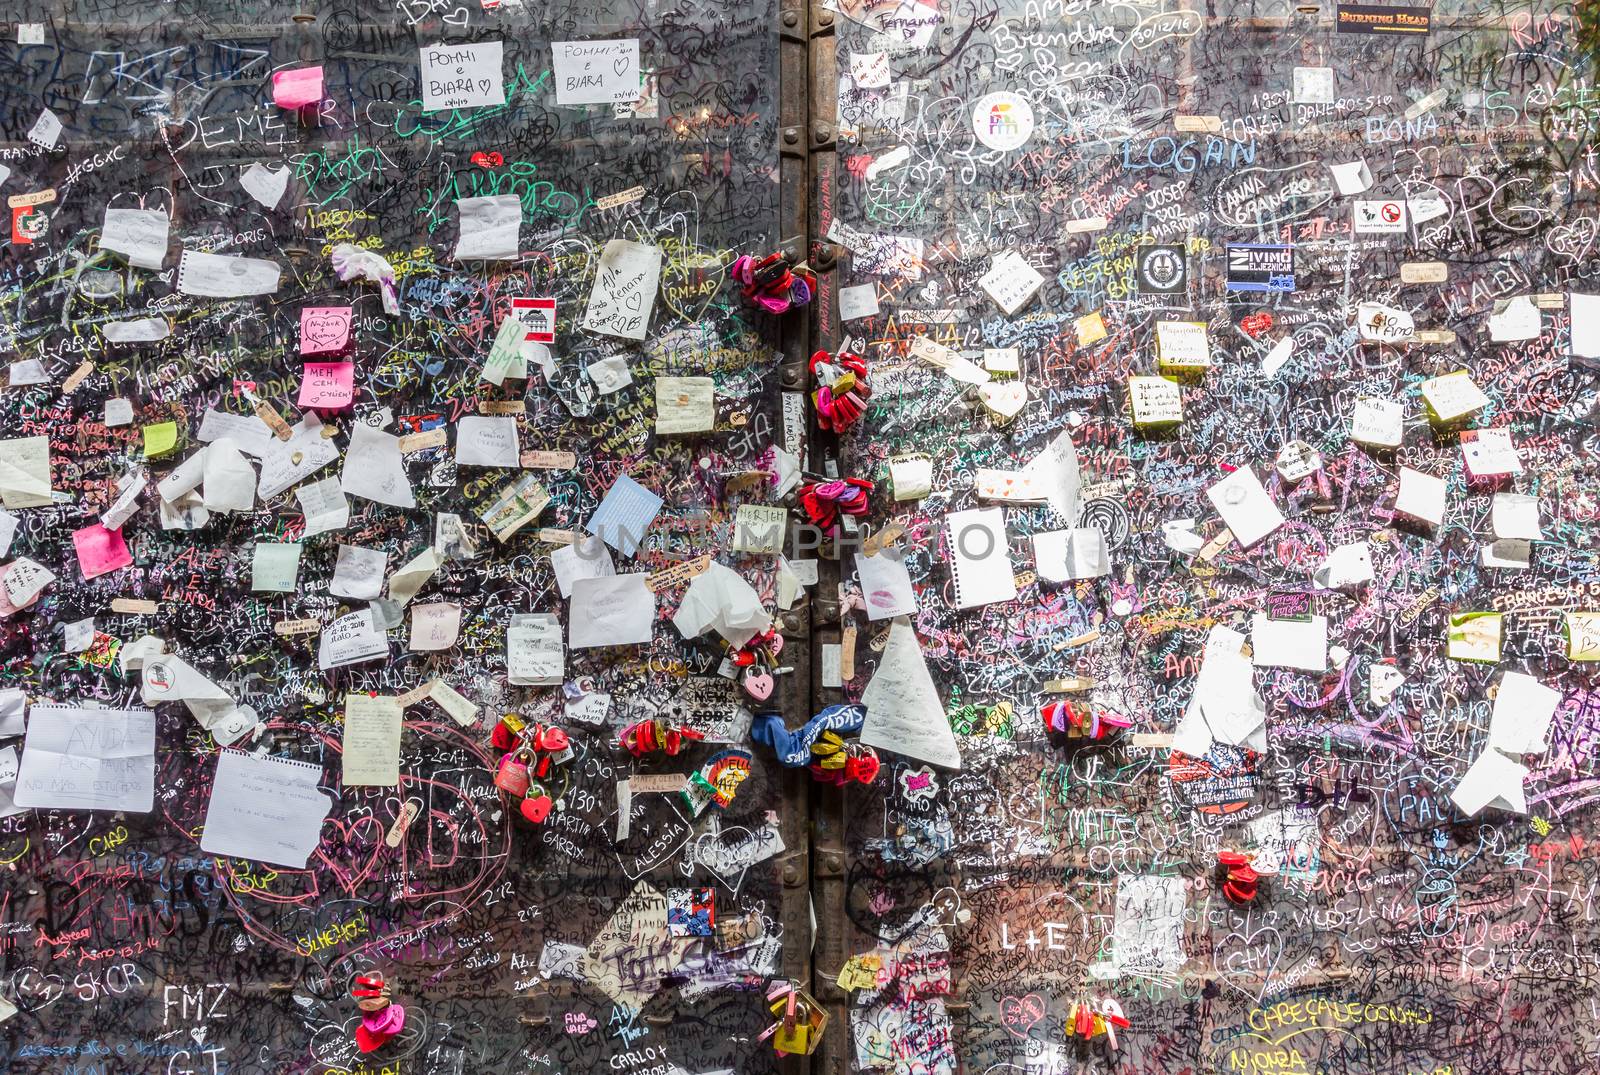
252 542 303 592
1292 66 1334 104
551 39 641 105
1205 467 1285 548
1350 396 1404 447
582 239 662 341
838 283 879 321
1420 371 1488 423
1451 747 1527 817
1491 493 1541 540
1462 428 1522 479
1250 613 1328 672
104 398 135 427
454 195 521 261
409 601 462 652
552 535 615 599
421 41 507 112
1328 160 1372 195
329 545 387 602
1395 467 1446 527
978 251 1043 315
1488 295 1540 342
1033 528 1109 583
850 50 891 89
100 208 169 269
1313 542 1374 589
1481 539 1531 570
570 574 655 648
454 415 520 467
1489 671 1560 755
1571 293 1600 362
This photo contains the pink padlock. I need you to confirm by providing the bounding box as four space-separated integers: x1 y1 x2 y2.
495 753 531 796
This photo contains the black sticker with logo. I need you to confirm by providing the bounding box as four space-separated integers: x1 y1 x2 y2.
1135 244 1187 295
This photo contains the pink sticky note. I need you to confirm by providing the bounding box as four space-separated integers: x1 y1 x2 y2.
272 67 325 109
299 361 355 409
301 306 353 355
73 523 133 579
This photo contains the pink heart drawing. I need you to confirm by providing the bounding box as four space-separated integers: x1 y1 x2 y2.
312 814 386 896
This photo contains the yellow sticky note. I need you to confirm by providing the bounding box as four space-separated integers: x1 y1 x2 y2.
1447 612 1502 663
836 953 883 991
142 421 178 458
1566 612 1600 660
1075 311 1107 346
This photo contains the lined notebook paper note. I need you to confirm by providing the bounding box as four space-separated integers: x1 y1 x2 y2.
946 508 1016 609
200 751 331 868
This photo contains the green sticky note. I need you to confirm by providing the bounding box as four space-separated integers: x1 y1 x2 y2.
142 421 178 458
251 542 304 593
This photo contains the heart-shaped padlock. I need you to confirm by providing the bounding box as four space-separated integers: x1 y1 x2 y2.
742 666 775 701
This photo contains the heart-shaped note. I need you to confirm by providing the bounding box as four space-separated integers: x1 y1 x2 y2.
1000 993 1046 1038
978 381 1027 421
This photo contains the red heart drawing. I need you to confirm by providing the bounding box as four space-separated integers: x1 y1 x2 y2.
1240 311 1274 338
1000 993 1046 1038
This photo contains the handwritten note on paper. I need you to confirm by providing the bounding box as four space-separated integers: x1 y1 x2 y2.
421 41 506 112
300 306 352 355
655 376 714 435
298 361 355 409
0 435 53 508
13 706 156 812
408 601 462 652
100 208 168 269
587 474 663 556
454 194 520 261
551 40 641 105
455 415 520 467
582 881 687 1009
342 694 401 786
200 751 330 868
978 251 1044 315
860 619 961 769
569 574 655 648
582 239 661 340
